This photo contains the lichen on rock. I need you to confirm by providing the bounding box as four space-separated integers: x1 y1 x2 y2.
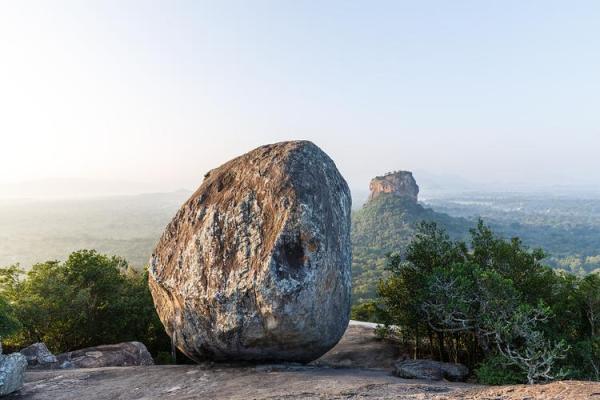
149 140 352 363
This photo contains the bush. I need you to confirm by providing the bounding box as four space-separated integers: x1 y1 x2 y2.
154 351 175 365
475 355 525 385
377 220 599 383
0 250 171 356
350 301 385 323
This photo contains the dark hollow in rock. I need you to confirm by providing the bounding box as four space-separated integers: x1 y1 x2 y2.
149 141 352 363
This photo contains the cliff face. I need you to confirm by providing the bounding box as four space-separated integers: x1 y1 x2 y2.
368 171 419 203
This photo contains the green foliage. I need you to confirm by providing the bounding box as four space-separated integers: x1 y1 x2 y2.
0 295 21 339
475 355 525 385
351 194 470 303
376 220 599 384
155 351 176 365
566 337 600 380
428 194 600 275
0 250 170 357
350 301 385 323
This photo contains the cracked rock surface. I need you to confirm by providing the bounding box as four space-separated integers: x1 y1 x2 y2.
149 140 352 362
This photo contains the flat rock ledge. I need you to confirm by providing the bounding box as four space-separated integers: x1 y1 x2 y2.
7 365 598 400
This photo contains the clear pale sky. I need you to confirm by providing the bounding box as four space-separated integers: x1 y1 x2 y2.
1 1 599 194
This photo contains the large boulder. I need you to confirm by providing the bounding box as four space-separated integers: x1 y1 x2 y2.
0 352 27 396
149 140 352 363
20 342 58 368
56 342 154 368
393 359 469 382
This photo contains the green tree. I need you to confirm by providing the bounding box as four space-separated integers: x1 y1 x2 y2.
377 220 593 384
0 250 170 356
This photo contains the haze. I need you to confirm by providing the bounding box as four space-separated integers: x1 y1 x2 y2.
1 1 600 197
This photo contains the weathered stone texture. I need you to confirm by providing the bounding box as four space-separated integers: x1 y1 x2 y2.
20 343 57 369
56 342 154 368
393 359 469 382
368 171 419 202
0 352 27 396
149 141 352 363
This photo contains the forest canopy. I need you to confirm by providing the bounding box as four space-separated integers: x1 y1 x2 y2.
0 250 170 359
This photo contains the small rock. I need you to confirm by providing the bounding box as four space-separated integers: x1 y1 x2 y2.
393 359 469 382
166 386 182 393
441 362 469 382
393 360 443 381
20 342 58 368
59 361 74 369
0 352 28 395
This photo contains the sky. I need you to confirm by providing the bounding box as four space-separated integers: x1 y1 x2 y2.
1 1 599 196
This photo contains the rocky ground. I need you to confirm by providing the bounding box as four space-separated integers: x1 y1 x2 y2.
6 364 599 400
6 322 599 399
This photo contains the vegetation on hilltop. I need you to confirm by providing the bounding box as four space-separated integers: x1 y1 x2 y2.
428 195 600 275
355 221 600 384
351 194 471 303
3 191 600 280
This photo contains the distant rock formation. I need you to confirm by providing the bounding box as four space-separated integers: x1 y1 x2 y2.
368 171 419 203
352 171 469 302
149 141 352 363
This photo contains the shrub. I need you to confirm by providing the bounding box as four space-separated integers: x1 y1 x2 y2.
0 250 171 356
475 355 525 385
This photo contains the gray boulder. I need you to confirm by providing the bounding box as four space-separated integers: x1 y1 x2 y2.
393 359 469 382
441 361 470 382
0 352 27 396
56 342 154 368
149 141 352 363
20 342 58 368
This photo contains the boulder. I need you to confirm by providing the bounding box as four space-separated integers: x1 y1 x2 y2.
442 362 470 382
393 359 443 381
0 352 27 396
149 141 352 363
56 342 154 368
20 342 58 368
393 360 469 382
